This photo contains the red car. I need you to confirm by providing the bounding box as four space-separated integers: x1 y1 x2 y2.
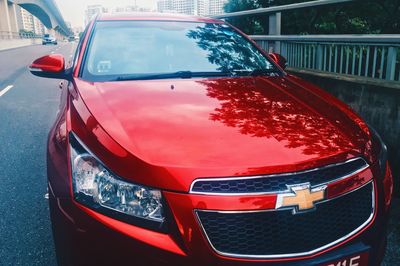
30 13 393 266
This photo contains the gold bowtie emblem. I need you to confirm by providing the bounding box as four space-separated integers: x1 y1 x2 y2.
276 184 326 214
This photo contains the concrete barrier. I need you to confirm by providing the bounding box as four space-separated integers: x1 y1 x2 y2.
0 38 41 52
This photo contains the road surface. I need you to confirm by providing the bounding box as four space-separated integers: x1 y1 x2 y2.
0 43 398 265
0 43 75 266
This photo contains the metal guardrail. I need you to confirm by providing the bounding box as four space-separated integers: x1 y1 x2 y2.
0 31 41 40
251 35 400 82
214 0 353 18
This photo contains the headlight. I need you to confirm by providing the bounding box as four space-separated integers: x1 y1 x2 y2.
69 133 165 228
369 125 388 176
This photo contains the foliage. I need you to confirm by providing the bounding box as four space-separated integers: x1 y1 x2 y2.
223 0 264 34
19 29 34 35
224 0 400 34
186 24 269 72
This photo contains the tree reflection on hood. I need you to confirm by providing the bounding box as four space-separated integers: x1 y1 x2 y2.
198 77 357 157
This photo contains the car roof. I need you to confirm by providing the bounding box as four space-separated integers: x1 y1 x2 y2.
97 12 223 24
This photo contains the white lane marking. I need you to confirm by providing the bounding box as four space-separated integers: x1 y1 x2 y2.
0 85 14 97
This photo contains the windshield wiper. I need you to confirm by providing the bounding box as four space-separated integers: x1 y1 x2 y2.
227 68 280 77
248 68 280 77
113 71 233 81
114 71 192 81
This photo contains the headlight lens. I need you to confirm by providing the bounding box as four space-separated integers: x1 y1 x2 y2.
69 133 164 224
369 126 388 176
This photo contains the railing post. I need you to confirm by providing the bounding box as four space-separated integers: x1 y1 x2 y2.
268 12 281 53
281 42 287 59
386 47 397 81
316 44 324 70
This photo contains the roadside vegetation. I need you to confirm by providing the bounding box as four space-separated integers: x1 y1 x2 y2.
224 0 400 34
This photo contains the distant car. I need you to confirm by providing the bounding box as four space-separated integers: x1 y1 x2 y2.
42 34 57 45
68 36 75 42
29 13 393 266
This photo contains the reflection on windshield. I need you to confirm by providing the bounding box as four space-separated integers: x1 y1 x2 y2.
82 21 276 81
186 24 273 73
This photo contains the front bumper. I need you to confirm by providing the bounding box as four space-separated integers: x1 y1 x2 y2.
49 184 388 266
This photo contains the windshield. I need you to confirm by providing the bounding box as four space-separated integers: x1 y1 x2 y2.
81 21 279 81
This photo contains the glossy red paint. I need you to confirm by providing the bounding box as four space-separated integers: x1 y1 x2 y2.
71 76 370 192
383 162 394 210
64 73 384 264
326 168 373 199
38 14 391 265
30 54 65 72
76 204 186 256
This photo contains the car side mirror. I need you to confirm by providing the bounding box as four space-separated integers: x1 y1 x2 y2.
269 53 287 70
29 54 69 79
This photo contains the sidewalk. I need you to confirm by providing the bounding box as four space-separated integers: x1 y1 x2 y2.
0 39 41 52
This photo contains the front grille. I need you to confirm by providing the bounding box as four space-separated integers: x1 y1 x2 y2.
191 158 368 194
196 182 374 258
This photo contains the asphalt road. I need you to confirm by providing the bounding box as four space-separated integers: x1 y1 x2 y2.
0 43 398 265
0 43 75 266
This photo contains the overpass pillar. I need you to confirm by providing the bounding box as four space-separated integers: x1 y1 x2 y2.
49 28 63 40
0 0 12 38
54 30 62 40
7 2 19 34
48 28 56 36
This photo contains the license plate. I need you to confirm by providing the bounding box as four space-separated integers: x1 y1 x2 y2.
320 252 369 266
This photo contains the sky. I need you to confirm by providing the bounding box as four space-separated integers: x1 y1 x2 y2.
55 0 158 28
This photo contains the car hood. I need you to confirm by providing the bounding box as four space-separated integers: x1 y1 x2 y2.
74 76 369 174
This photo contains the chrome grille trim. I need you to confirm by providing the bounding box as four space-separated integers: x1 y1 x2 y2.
189 157 369 195
195 180 375 259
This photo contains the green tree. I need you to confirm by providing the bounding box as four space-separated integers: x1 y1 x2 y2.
19 29 34 35
223 0 265 34
224 0 400 34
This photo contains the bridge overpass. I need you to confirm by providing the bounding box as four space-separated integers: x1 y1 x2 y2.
0 0 71 38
